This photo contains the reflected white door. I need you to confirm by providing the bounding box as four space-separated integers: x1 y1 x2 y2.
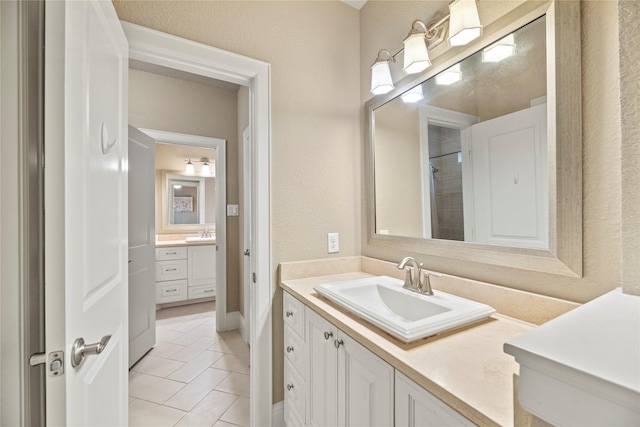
128 126 156 367
467 104 548 248
44 0 129 425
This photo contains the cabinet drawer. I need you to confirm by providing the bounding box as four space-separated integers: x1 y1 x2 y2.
155 246 187 261
188 285 216 300
284 359 305 423
284 325 306 378
283 292 305 340
156 260 188 281
155 280 187 303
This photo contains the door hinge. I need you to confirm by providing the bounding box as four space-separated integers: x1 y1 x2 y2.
30 351 64 377
252 272 257 283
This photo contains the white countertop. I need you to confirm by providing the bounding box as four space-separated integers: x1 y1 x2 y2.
505 288 640 394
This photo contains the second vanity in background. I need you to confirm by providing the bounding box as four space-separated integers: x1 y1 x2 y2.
155 239 216 306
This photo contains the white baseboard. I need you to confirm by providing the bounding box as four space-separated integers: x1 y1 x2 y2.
272 401 284 427
226 310 242 331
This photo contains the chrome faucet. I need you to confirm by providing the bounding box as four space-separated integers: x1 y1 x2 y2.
397 256 434 295
201 228 213 238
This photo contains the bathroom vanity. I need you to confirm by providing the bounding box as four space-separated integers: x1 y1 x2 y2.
155 240 216 305
280 256 579 426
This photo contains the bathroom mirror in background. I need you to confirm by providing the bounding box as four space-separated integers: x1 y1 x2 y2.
365 1 583 277
374 16 547 249
165 173 215 225
156 142 217 233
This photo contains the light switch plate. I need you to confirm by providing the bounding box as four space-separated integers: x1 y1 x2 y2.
227 204 239 216
328 232 339 253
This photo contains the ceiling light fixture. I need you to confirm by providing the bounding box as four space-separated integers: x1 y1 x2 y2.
369 0 483 96
482 33 516 62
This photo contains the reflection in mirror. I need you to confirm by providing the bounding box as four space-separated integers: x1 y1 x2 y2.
373 16 547 249
166 175 216 225
156 142 216 232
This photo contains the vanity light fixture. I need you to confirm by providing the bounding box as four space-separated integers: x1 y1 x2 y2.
185 159 195 174
370 50 395 95
201 159 211 176
482 33 516 62
448 0 483 47
369 0 482 96
435 63 462 85
173 184 183 189
403 21 432 74
401 85 425 103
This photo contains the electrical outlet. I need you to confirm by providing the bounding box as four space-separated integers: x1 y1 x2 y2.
328 232 339 253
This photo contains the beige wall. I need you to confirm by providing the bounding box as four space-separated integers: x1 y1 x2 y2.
619 0 640 296
114 0 361 403
128 68 242 312
361 1 623 304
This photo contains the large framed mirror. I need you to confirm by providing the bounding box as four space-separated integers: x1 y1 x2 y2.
365 0 582 277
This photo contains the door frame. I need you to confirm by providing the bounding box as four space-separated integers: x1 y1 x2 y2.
122 23 272 425
140 129 228 331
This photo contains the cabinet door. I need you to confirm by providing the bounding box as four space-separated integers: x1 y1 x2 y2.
337 332 394 427
395 371 474 427
188 245 216 287
306 309 338 427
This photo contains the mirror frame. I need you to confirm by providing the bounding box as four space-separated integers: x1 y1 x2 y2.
364 0 582 277
163 171 209 227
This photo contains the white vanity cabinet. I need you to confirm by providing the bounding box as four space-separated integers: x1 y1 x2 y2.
187 245 216 298
283 292 307 426
395 371 474 427
155 244 216 304
155 247 188 303
283 292 394 427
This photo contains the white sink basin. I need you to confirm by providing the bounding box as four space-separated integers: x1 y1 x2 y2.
314 276 495 343
185 236 216 243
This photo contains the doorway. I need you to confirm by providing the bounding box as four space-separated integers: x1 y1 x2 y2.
123 22 272 426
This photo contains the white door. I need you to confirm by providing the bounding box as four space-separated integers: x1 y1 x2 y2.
242 126 252 342
466 104 548 248
128 126 156 367
337 332 394 427
306 309 338 427
44 0 129 425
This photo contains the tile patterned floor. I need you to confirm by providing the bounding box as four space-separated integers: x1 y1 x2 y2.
129 302 250 427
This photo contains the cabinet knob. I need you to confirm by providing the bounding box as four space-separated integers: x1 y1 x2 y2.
286 383 294 391
334 339 344 349
324 331 333 340
285 311 293 318
286 346 294 353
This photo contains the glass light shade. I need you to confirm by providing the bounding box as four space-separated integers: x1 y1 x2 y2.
185 160 195 174
482 34 516 62
173 184 182 189
403 33 431 74
201 163 211 176
401 85 424 103
435 64 462 85
370 61 394 95
448 0 483 47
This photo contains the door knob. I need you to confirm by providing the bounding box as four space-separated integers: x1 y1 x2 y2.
71 335 111 368
334 339 344 349
324 331 333 340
